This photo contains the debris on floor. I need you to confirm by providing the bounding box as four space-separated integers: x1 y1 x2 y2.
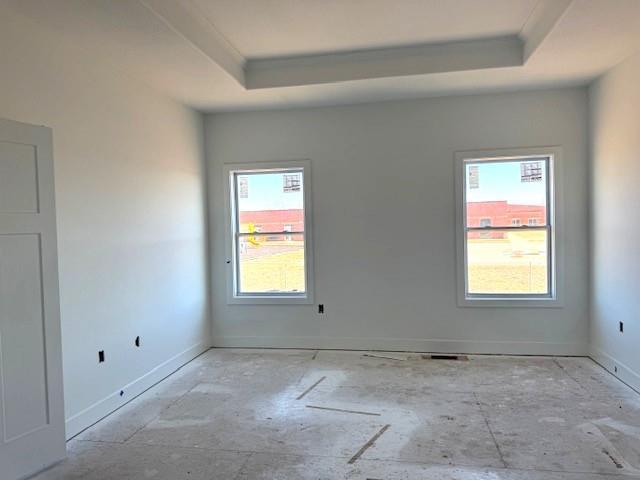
296 376 326 400
348 424 391 464
305 405 381 416
362 353 407 361
602 448 624 469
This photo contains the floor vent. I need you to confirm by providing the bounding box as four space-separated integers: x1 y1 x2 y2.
425 354 469 361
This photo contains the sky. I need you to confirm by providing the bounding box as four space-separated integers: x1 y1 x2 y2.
235 161 546 211
237 171 303 211
465 159 547 206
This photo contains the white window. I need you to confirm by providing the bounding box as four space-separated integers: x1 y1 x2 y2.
455 147 562 307
225 160 313 304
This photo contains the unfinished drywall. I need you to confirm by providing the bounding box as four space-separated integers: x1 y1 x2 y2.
589 51 640 392
0 9 210 437
206 88 589 355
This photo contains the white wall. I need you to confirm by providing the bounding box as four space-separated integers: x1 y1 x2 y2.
206 88 589 355
589 52 640 392
0 10 210 437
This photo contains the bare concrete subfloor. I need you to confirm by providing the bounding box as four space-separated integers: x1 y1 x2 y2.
34 349 640 479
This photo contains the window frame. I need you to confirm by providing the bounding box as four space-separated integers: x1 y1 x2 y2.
224 160 314 305
455 147 564 308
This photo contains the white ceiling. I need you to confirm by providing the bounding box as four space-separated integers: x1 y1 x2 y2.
192 0 539 58
4 0 640 112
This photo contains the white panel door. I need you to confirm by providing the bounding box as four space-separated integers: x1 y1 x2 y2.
0 119 65 479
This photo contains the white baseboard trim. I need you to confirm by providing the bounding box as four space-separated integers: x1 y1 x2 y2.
65 342 210 440
590 346 640 394
212 336 587 356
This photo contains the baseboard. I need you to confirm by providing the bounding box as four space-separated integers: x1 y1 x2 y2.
590 346 640 394
212 336 587 356
65 342 210 439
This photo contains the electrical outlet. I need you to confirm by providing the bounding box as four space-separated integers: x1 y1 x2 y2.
98 350 105 363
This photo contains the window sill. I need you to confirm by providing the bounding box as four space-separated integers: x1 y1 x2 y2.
457 296 563 308
227 294 313 305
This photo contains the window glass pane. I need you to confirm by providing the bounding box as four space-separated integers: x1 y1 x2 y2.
238 234 305 294
466 229 548 295
236 171 304 233
465 159 547 228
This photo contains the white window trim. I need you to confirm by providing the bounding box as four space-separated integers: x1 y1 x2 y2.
223 159 314 305
454 147 564 308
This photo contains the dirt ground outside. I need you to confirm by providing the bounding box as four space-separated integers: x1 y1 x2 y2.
238 231 548 294
239 240 305 293
467 230 548 294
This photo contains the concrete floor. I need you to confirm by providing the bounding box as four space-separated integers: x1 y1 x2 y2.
35 349 640 479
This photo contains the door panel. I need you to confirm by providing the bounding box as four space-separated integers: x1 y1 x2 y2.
0 119 65 480
0 234 49 442
0 142 39 213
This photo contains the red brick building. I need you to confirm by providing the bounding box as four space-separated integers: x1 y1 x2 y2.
467 201 545 239
239 209 304 233
467 201 545 227
240 201 544 240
